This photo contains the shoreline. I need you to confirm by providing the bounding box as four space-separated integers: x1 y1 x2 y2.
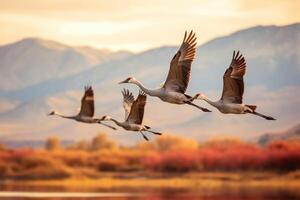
1 171 300 191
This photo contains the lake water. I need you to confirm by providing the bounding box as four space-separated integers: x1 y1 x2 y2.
1 184 300 200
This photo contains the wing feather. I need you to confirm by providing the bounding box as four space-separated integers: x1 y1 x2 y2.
122 89 134 120
221 51 246 104
126 90 147 124
163 30 197 93
78 85 94 117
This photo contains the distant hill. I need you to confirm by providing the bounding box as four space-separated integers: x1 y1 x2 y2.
0 23 299 146
258 124 300 146
1 139 74 149
0 38 132 91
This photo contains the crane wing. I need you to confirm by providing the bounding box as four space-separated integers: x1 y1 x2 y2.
126 90 147 125
163 30 197 93
78 85 94 117
122 89 135 120
221 51 246 104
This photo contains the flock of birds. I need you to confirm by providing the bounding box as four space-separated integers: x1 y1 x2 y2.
49 31 275 141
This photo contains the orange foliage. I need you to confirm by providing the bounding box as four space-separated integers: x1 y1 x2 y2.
1 136 300 179
142 139 300 172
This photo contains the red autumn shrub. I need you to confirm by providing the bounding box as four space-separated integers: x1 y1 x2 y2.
217 147 267 171
141 153 161 170
142 150 199 172
198 149 223 170
265 141 300 170
1 137 300 179
6 149 33 162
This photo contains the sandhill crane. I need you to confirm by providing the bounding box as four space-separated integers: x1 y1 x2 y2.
48 86 117 129
118 31 211 112
101 89 162 141
191 51 275 120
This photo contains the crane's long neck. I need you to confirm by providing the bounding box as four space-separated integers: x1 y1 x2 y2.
201 96 220 108
55 113 76 119
134 80 159 96
110 118 124 127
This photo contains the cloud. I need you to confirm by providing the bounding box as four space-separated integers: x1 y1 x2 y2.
0 98 18 113
0 0 299 51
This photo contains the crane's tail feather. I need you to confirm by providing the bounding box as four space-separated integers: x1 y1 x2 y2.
246 104 257 112
144 125 151 129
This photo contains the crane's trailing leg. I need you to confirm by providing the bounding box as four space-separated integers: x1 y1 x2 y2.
146 130 162 135
185 101 212 112
251 111 276 120
140 131 149 141
97 121 117 130
245 110 276 120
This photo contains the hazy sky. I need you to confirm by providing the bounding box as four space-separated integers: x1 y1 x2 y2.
0 0 299 52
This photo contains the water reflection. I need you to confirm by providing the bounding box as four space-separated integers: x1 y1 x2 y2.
0 188 300 200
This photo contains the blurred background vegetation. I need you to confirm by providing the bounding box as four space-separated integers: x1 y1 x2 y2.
1 132 300 180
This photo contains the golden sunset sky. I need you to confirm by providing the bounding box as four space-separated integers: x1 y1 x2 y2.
0 0 299 52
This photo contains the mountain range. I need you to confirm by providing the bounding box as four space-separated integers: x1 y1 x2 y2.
0 38 132 91
258 123 300 145
0 23 299 146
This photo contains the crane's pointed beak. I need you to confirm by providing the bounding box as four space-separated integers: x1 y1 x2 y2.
118 80 127 84
99 116 105 121
48 111 56 116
